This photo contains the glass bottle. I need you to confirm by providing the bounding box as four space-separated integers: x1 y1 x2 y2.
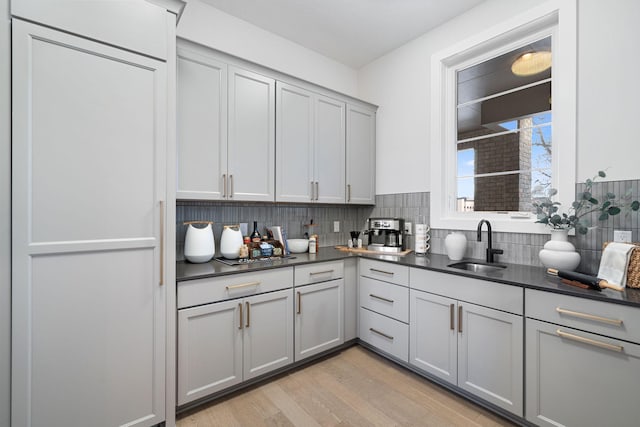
250 221 261 242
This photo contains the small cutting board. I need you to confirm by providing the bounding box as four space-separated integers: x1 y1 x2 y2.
334 246 413 256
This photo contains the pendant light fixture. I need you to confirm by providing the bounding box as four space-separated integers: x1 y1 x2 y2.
511 51 552 76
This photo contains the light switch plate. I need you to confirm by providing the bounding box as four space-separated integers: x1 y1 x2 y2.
613 230 632 243
405 222 412 235
333 221 340 232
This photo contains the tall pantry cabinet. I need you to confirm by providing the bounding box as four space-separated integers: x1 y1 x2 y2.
10 2 180 426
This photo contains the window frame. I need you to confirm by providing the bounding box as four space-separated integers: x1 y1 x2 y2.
430 1 577 234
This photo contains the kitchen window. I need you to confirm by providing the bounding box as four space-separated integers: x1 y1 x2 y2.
430 1 576 233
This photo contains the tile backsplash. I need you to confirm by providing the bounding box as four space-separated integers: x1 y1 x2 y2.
176 200 373 260
176 179 640 274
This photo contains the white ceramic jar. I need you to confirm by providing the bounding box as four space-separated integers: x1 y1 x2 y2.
184 222 215 263
444 232 467 261
538 229 581 271
220 225 243 259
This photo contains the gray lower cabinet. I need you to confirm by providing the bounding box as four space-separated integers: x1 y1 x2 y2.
178 288 293 405
294 263 345 361
409 268 523 416
525 289 640 427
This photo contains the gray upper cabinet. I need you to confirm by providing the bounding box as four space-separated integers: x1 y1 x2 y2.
276 82 345 203
346 104 376 205
228 66 276 202
177 49 227 200
12 19 169 427
176 46 276 202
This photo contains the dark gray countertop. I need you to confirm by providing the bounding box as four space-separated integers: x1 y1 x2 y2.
177 248 640 308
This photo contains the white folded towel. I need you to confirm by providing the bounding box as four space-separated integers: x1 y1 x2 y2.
597 242 636 287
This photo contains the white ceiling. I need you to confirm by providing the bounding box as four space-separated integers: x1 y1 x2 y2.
199 0 486 69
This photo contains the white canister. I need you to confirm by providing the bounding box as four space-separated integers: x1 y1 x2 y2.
220 225 243 259
184 222 215 263
444 232 467 261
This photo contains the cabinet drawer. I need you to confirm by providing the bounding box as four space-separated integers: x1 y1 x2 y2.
526 289 640 344
360 276 409 322
359 259 409 286
359 307 409 362
410 268 523 315
295 261 344 287
178 267 294 309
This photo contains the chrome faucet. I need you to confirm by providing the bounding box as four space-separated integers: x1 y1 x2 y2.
477 219 503 263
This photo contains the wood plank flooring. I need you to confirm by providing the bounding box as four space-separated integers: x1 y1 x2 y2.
176 345 516 427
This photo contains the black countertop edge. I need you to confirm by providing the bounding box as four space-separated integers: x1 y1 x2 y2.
177 248 640 308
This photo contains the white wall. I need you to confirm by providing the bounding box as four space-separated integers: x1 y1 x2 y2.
177 0 358 97
1 0 10 424
576 0 640 182
359 0 640 194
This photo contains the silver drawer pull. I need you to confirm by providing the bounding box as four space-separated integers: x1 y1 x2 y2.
226 281 260 291
369 294 394 304
310 270 335 276
369 328 394 341
370 268 394 276
556 329 623 353
556 307 623 327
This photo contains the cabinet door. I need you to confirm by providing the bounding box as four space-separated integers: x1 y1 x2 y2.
458 302 523 416
176 49 227 200
295 279 344 361
275 82 314 202
177 300 243 405
314 95 346 203
526 318 640 427
409 290 457 384
243 289 294 380
12 20 166 426
228 66 275 201
346 104 375 205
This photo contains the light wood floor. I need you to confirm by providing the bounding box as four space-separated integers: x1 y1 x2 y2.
176 345 516 427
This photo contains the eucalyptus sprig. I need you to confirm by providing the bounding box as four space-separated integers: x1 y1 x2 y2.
533 170 640 234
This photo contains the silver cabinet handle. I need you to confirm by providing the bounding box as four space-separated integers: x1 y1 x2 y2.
310 269 335 276
458 305 463 333
310 181 315 201
226 281 260 291
450 304 455 330
159 201 164 286
370 268 394 276
315 181 319 201
238 303 243 330
229 174 234 198
296 291 301 314
556 307 623 326
222 174 227 198
347 184 351 202
369 328 394 340
369 294 394 304
556 329 623 353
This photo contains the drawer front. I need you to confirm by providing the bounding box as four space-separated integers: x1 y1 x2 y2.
359 307 409 362
359 259 409 286
410 267 523 315
526 289 640 343
295 261 344 287
360 276 409 322
178 267 294 309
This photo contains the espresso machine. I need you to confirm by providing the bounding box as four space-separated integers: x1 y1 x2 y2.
367 218 405 252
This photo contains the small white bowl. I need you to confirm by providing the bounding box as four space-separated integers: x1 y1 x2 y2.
287 239 309 253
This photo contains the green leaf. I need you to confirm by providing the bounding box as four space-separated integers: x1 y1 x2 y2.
548 188 558 196
607 206 621 215
586 179 592 186
631 201 640 211
577 225 589 235
606 192 616 199
602 201 611 209
598 170 606 178
588 198 598 205
572 201 581 209
582 192 592 200
599 212 609 221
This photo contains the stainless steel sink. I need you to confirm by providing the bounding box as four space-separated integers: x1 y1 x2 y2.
447 261 507 274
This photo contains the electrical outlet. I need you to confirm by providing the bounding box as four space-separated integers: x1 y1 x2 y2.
333 221 340 232
405 222 412 235
613 230 632 243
